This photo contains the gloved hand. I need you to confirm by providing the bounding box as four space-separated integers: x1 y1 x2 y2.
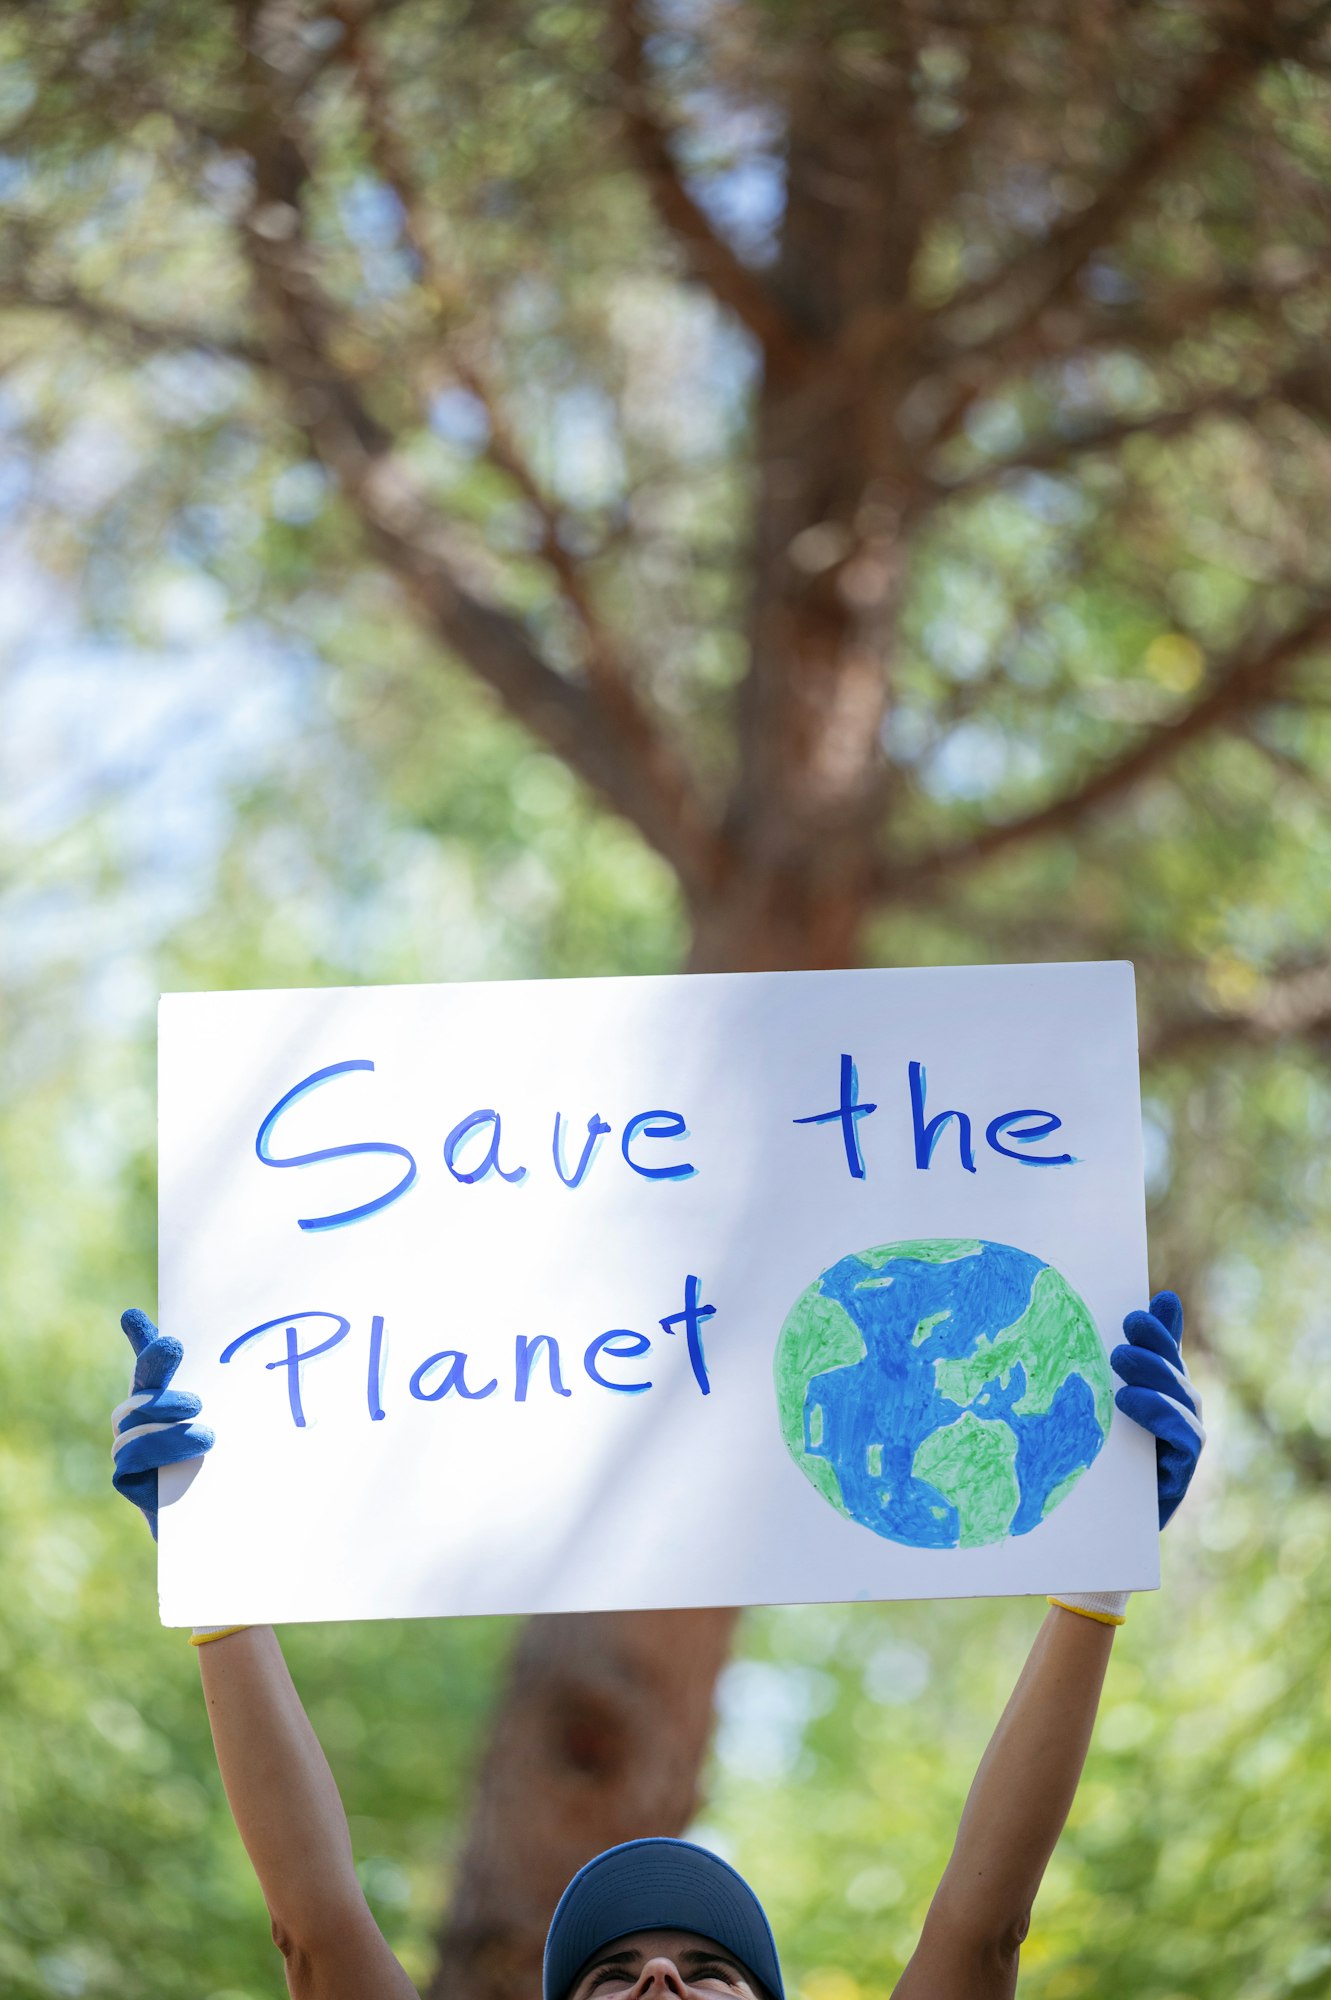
111 1307 214 1542
1050 1288 1205 1627
1111 1289 1205 1529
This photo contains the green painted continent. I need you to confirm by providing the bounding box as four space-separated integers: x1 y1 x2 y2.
913 1411 1021 1547
774 1285 864 1517
932 1263 1112 1431
855 1238 983 1271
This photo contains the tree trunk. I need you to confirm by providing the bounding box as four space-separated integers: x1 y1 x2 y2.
424 1606 738 2000
428 43 928 2000
420 906 848 2000
424 888 878 2000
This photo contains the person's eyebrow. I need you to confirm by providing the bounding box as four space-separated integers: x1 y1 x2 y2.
583 1950 641 1976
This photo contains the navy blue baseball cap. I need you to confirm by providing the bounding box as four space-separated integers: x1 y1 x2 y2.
542 1837 784 2000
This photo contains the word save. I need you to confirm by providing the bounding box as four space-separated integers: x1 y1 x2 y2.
255 1058 695 1232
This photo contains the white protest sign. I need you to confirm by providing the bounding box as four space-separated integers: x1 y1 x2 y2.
156 962 1158 1626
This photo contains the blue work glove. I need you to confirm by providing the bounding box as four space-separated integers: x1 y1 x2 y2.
1111 1289 1205 1530
111 1307 214 1542
1049 1288 1205 1627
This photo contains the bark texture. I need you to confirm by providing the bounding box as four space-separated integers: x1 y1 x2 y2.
427 1609 738 2000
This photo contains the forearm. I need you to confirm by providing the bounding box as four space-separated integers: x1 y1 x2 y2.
928 1604 1115 1949
197 1625 367 1949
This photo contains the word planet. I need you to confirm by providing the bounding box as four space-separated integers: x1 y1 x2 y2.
775 1238 1112 1548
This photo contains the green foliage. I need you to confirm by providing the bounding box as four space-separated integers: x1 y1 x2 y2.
0 660 681 1999
719 1528 1331 2000
6 639 1331 1998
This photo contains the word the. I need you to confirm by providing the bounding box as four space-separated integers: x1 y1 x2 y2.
219 1275 717 1428
795 1055 1076 1177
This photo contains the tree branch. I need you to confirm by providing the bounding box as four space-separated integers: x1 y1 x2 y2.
1243 720 1331 810
606 0 813 383
909 258 1331 475
229 13 717 891
334 5 705 833
1143 958 1331 1063
1135 1266 1331 1490
874 597 1331 899
930 4 1331 366
0 278 268 370
1216 1354 1331 1486
930 376 1307 498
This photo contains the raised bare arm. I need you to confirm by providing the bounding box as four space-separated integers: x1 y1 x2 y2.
892 1288 1206 1997
197 1625 419 2000
891 1603 1114 1999
112 1310 419 1996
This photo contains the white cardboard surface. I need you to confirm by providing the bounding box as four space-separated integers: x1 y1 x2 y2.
156 962 1158 1626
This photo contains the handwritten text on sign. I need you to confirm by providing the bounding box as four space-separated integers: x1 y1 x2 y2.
233 1053 1079 1426
156 963 1158 1626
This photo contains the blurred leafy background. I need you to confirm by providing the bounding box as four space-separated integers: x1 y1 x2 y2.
3 2 1331 1996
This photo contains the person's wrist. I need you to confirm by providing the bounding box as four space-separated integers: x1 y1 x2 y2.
1047 1590 1129 1626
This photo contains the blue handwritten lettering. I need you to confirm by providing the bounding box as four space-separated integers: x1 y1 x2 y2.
514 1333 573 1401
443 1109 527 1185
794 1054 877 1179
584 1328 653 1393
622 1109 696 1181
986 1109 1075 1166
660 1274 717 1396
553 1111 611 1189
255 1061 417 1230
909 1059 976 1173
219 1310 351 1428
409 1349 499 1401
367 1312 387 1421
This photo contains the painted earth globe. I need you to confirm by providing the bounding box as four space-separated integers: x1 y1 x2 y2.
775 1238 1113 1548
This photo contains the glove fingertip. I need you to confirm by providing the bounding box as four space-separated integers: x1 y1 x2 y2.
1114 1381 1165 1427
1149 1290 1184 1343
132 1334 183 1393
120 1307 158 1355
1120 1310 1154 1349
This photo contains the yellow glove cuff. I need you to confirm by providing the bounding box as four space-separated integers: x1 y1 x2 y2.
189 1626 251 1646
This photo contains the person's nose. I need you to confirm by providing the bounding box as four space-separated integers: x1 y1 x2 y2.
631 1957 689 1999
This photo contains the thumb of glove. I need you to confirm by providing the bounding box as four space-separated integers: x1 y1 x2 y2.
122 1309 184 1396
